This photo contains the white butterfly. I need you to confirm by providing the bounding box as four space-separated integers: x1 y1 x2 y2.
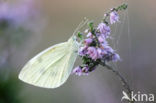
19 19 88 88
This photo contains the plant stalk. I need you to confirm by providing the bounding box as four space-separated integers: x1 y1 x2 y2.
100 62 134 103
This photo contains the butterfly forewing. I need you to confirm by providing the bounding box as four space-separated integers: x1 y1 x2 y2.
19 36 78 88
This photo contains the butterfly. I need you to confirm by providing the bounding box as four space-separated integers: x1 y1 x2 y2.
18 18 88 88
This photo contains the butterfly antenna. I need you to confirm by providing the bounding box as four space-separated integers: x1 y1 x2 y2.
73 17 89 36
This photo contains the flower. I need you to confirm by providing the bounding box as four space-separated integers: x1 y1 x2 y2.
97 48 103 58
73 66 89 76
98 47 110 59
97 23 111 37
112 53 120 62
98 35 106 43
103 45 114 53
79 46 88 56
72 66 83 76
82 66 89 74
84 38 93 45
110 11 119 24
87 32 93 37
73 4 127 76
87 47 98 60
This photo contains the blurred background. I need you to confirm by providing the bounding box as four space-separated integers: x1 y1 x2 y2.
0 0 156 103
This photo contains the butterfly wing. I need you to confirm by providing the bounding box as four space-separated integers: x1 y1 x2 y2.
19 36 78 88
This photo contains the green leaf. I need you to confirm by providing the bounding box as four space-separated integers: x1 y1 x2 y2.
77 32 83 40
88 21 94 33
117 3 128 11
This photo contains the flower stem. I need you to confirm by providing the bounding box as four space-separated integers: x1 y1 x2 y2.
100 62 134 103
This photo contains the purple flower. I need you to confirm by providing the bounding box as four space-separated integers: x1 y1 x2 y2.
84 38 93 45
101 36 108 43
97 48 108 58
79 46 88 56
100 41 108 48
82 66 89 74
97 48 103 58
87 47 98 60
103 45 114 53
72 66 83 76
87 32 93 37
97 23 111 37
110 11 119 24
98 35 106 43
112 53 120 62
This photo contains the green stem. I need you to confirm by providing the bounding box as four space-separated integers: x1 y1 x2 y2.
100 62 134 103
